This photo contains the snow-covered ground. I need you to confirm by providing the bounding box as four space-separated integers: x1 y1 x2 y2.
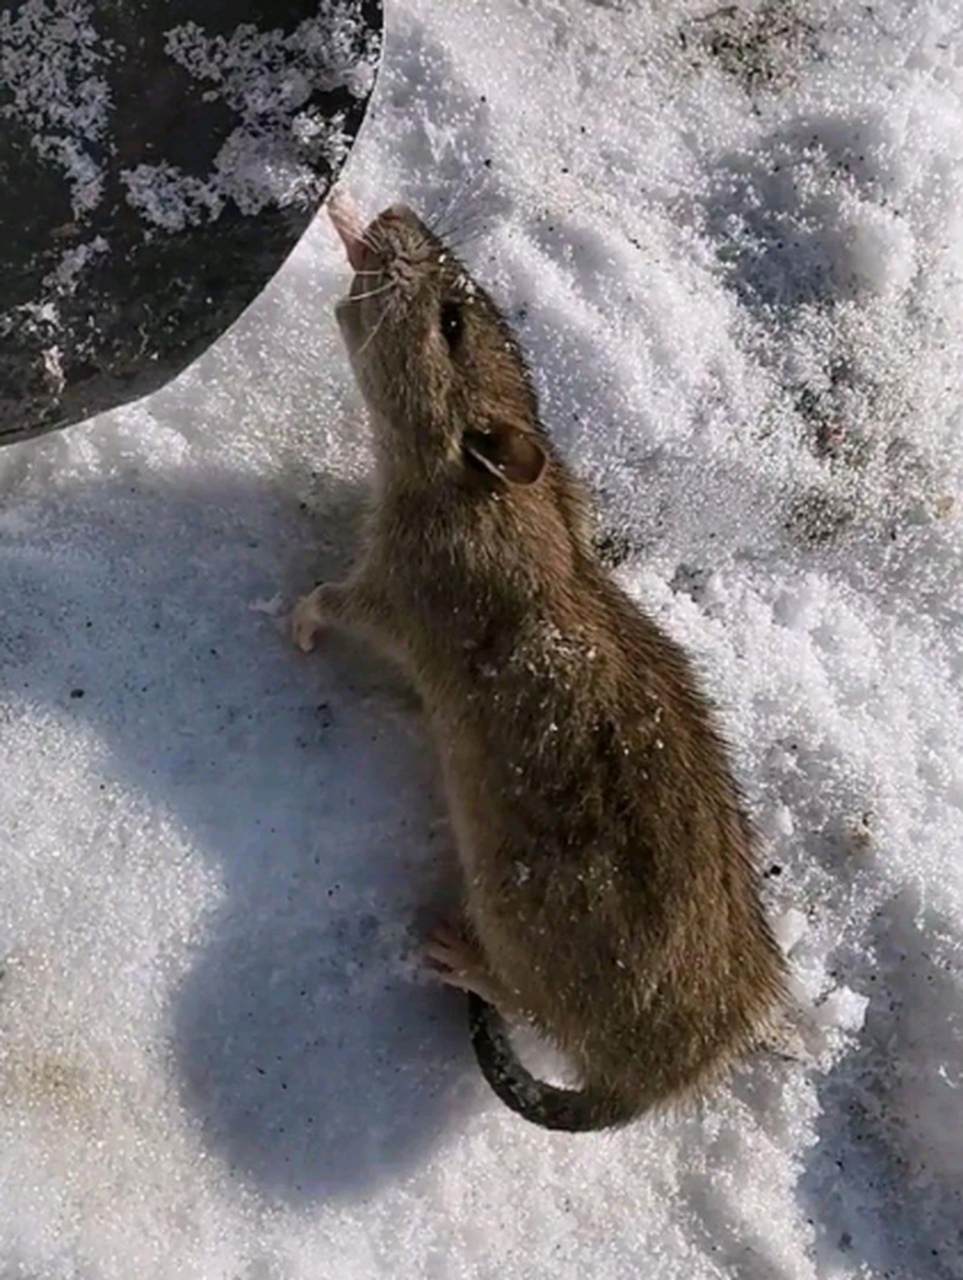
3 1 963 1276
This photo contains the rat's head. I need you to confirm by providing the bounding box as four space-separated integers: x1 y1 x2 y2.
331 199 546 490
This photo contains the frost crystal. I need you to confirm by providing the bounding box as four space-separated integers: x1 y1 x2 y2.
0 0 110 215
118 5 379 231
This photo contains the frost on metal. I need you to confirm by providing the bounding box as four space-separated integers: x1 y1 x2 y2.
0 0 381 444
166 5 378 107
118 4 379 231
0 0 110 215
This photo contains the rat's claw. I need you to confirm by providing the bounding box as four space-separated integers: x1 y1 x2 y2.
425 934 465 975
290 593 323 653
425 923 499 1004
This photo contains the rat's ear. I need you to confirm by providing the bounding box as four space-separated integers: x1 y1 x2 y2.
463 424 547 487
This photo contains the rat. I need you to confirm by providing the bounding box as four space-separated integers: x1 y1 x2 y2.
291 192 787 1131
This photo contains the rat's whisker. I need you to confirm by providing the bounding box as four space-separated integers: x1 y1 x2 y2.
360 224 391 256
434 204 493 248
442 223 492 255
342 281 394 304
430 169 491 239
426 178 468 236
356 291 393 357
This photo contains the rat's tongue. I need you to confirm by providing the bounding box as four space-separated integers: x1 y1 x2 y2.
327 189 368 271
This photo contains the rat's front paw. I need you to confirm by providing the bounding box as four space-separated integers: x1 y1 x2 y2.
290 589 325 653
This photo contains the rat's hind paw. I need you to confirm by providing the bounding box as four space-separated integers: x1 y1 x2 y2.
425 921 501 1005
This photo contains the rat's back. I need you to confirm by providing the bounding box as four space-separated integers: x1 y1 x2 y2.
415 548 785 1109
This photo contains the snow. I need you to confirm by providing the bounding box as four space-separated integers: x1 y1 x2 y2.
2 1 963 1277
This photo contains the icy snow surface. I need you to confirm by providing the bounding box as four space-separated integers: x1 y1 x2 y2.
2 1 963 1277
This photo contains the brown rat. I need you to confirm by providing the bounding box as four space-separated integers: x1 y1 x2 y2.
291 193 786 1131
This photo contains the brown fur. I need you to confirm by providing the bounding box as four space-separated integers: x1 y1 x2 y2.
292 202 786 1129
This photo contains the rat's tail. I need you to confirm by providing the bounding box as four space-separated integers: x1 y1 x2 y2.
467 994 640 1132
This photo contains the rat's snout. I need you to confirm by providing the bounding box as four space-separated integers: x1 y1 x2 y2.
351 203 431 294
373 201 417 228
362 202 421 255
328 192 425 276
342 204 418 276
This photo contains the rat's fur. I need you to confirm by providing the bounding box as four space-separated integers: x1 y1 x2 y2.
292 203 786 1130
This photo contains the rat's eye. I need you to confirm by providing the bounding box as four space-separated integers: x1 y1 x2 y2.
440 300 464 351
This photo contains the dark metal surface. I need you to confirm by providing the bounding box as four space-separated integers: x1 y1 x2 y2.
0 0 382 444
